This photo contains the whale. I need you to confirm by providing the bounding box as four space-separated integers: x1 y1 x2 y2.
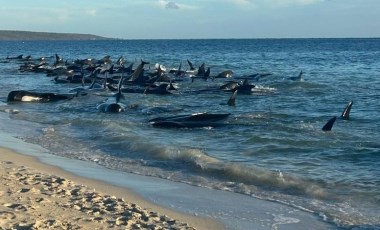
288 71 303 81
127 60 149 85
197 63 206 77
322 116 337 131
97 70 126 113
144 81 176 95
227 90 238 106
235 73 272 81
220 81 239 91
7 90 76 102
341 101 353 120
6 54 23 60
220 79 255 94
187 59 196 71
214 70 233 79
191 66 211 82
149 112 230 128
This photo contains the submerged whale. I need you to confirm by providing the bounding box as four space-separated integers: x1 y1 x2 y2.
7 90 76 102
149 112 230 128
288 71 304 81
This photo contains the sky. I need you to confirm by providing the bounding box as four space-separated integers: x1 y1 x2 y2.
0 0 379 39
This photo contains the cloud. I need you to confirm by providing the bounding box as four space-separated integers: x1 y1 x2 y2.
166 1 180 9
228 0 256 7
157 0 198 10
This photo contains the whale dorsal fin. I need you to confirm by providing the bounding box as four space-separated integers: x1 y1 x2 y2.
322 116 337 131
227 90 238 106
204 67 210 80
298 71 303 81
187 59 195 71
341 101 353 120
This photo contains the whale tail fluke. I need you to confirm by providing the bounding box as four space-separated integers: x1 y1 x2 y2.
322 116 337 131
341 101 353 120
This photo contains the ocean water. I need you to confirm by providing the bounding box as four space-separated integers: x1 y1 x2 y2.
0 39 379 229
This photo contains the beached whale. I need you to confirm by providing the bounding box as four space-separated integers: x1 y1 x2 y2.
149 112 230 128
7 90 76 102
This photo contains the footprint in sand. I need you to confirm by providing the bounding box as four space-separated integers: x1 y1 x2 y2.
0 211 16 220
17 188 30 193
3 203 28 212
0 210 16 227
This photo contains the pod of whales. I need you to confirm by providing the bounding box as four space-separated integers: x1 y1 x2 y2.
3 54 355 132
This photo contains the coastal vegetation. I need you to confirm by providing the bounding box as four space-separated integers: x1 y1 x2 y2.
0 30 110 41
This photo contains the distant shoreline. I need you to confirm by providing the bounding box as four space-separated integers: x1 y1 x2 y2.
0 30 112 41
0 30 378 41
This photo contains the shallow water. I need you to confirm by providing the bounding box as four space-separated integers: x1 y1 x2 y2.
0 39 379 229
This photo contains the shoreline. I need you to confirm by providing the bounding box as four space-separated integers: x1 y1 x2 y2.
0 132 338 230
0 146 224 230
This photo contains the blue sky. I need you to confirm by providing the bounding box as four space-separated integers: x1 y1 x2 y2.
0 0 379 39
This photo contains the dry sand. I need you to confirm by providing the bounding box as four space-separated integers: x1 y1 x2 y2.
0 147 224 230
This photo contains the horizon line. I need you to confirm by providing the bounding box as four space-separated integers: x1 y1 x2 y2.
1 30 379 41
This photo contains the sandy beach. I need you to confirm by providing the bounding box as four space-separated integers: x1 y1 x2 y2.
0 147 223 230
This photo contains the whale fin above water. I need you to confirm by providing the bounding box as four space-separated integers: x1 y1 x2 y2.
341 101 353 120
127 59 148 83
204 67 211 80
197 63 205 76
288 70 303 81
322 116 337 131
227 90 238 106
187 59 195 71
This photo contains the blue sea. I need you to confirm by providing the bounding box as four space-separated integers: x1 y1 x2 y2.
0 39 379 229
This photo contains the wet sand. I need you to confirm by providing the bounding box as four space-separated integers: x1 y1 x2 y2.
0 147 224 230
